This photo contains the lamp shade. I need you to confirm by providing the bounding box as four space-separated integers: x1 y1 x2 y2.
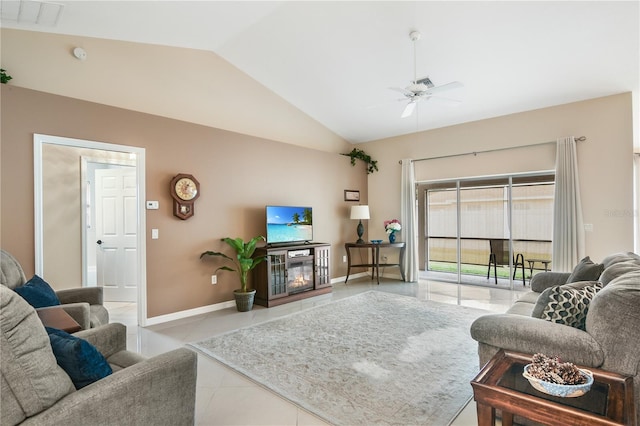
350 205 370 220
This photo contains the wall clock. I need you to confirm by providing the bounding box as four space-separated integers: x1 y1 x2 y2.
170 173 200 220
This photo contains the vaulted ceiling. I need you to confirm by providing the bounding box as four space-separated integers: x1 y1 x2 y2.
1 1 638 144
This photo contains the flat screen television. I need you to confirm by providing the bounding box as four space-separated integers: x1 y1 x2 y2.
266 205 313 245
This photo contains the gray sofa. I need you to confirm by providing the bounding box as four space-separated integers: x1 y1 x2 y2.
470 252 640 425
1 249 108 329
1 285 198 425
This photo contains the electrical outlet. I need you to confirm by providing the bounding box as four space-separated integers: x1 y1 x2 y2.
211 275 217 285
342 255 347 263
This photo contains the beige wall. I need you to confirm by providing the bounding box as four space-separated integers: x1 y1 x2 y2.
362 93 635 263
0 28 348 153
1 85 368 317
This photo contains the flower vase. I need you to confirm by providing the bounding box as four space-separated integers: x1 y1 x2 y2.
388 232 396 243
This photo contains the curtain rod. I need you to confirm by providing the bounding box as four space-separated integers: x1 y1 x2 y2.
403 136 586 164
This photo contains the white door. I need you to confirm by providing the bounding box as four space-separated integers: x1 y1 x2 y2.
95 168 138 302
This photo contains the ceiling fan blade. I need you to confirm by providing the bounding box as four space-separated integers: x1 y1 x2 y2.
427 81 464 94
389 87 414 97
429 95 462 104
401 101 417 118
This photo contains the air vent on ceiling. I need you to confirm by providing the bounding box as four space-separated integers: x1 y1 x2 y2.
1 0 64 26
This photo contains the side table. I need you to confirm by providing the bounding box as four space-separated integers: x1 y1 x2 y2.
344 242 406 284
470 350 635 426
37 306 82 333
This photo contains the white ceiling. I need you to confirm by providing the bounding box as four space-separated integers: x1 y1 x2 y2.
1 1 638 144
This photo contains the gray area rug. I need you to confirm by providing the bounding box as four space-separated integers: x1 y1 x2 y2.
189 291 488 425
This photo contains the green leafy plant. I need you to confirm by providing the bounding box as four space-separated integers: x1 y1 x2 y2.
342 148 378 174
200 236 266 293
1 69 12 84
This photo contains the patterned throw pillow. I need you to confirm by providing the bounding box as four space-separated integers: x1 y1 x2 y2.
540 283 603 330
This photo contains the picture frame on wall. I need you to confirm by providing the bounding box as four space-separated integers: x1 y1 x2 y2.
344 190 360 202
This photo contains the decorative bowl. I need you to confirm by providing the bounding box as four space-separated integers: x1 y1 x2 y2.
523 364 593 398
371 240 383 244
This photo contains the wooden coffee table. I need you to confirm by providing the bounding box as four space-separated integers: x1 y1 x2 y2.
471 350 635 426
37 307 82 333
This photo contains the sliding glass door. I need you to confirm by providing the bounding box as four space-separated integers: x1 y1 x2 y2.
422 173 554 288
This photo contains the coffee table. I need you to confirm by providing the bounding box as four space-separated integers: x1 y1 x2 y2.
470 350 635 426
37 306 82 333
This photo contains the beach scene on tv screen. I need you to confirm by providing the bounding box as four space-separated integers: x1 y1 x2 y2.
267 206 313 242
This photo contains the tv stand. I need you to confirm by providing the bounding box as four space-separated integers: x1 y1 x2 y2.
253 243 331 307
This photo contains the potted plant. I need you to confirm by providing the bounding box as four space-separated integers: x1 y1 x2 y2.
200 236 266 311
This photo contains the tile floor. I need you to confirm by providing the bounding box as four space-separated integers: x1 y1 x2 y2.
105 277 527 426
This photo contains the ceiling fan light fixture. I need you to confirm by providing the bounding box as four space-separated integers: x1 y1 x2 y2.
386 29 463 119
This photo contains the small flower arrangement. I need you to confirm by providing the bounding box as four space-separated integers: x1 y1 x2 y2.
384 219 401 234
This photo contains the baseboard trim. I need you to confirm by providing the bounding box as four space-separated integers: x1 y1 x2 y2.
145 272 371 326
144 299 236 326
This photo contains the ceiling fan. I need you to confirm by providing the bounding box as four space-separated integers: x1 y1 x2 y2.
390 30 463 118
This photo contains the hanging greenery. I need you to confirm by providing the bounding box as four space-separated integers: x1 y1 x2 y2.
1 69 12 84
342 148 378 174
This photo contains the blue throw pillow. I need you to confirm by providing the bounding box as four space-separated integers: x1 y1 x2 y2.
14 275 61 308
46 327 112 389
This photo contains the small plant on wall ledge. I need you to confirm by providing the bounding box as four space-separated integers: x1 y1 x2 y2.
342 148 378 174
1 69 12 84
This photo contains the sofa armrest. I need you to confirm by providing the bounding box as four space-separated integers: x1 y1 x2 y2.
56 287 103 305
529 271 571 292
74 323 127 358
36 303 91 330
23 347 197 426
470 313 604 366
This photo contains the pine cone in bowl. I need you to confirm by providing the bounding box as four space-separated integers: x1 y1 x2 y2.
523 353 593 397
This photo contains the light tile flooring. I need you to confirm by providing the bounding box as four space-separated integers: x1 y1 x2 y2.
105 277 527 426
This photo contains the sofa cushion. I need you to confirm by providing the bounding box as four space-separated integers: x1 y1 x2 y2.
0 286 75 425
14 275 61 308
565 256 604 283
600 260 640 286
600 252 640 269
534 282 602 330
46 327 112 389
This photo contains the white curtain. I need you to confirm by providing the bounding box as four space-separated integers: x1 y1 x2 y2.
401 159 419 282
552 136 585 272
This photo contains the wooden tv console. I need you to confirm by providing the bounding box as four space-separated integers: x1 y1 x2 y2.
253 243 331 307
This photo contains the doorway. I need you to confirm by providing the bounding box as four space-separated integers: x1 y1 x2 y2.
34 134 148 325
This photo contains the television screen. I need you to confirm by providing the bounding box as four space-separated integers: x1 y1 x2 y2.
266 205 313 244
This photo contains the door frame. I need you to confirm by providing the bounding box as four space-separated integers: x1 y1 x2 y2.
419 171 554 290
34 133 148 326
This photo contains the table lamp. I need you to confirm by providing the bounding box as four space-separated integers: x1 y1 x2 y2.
350 205 370 244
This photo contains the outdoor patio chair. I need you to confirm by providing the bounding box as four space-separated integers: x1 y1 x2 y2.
487 239 525 285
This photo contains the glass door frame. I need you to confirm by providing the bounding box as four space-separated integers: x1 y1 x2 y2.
420 171 554 290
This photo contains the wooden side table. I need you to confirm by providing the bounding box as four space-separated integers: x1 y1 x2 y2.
344 242 406 284
471 350 635 426
37 306 82 333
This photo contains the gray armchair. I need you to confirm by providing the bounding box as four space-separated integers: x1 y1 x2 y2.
1 285 197 425
1 249 108 329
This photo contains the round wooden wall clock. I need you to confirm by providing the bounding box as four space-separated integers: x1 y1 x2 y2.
170 173 200 220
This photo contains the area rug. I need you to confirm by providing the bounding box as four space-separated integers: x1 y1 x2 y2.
189 291 488 425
